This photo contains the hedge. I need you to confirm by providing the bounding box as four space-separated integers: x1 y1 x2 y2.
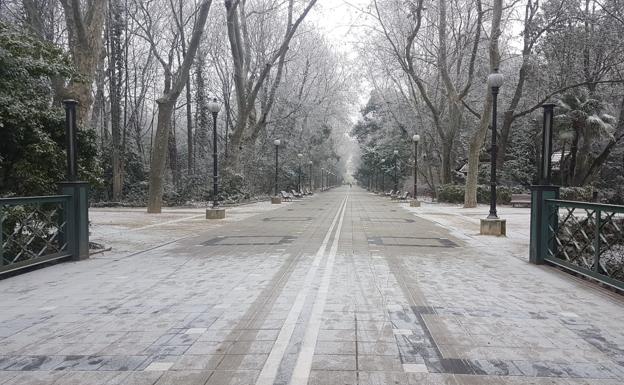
437 184 512 204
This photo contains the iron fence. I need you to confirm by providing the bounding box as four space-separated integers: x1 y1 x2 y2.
0 195 72 274
545 199 624 290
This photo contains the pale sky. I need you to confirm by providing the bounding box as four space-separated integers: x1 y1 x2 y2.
309 0 372 55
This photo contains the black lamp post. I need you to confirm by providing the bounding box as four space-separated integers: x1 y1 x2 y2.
486 68 504 219
393 149 399 192
540 103 556 185
274 139 281 196
297 153 303 193
207 94 222 209
412 135 420 201
321 168 324 190
380 158 385 193
308 160 313 191
63 100 79 181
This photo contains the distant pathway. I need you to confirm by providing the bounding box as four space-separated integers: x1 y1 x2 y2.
0 187 623 384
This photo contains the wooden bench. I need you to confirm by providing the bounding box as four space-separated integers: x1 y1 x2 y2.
511 193 531 208
291 189 303 199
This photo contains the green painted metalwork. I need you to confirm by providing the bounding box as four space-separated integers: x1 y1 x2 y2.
0 195 73 275
543 199 624 291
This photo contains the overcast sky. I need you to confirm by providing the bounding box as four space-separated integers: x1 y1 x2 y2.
309 0 372 54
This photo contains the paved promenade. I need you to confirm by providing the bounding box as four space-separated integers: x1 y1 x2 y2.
1 187 624 384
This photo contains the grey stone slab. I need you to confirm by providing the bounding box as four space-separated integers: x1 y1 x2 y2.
171 354 223 370
204 370 259 385
186 341 233 355
314 341 356 355
311 354 356 371
216 354 268 370
357 342 400 356
153 370 212 385
358 355 403 372
308 370 358 385
98 355 149 371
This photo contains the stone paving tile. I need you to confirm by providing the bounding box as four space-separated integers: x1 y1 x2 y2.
311 354 357 371
205 369 259 385
153 370 212 385
307 370 357 385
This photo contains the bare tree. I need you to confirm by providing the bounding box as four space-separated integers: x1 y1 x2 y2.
223 0 318 170
131 0 213 213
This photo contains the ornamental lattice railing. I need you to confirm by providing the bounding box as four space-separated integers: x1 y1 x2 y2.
545 199 624 290
0 195 72 274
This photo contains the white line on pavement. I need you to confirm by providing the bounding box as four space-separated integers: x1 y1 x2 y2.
289 195 349 385
255 196 348 385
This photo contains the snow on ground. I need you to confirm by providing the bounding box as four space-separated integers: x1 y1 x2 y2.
402 199 532 261
89 200 286 259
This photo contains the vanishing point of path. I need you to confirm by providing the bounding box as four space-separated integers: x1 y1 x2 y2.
1 187 624 384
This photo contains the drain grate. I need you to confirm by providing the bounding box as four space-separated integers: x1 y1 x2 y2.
262 217 313 222
368 236 457 248
202 235 296 246
365 218 415 223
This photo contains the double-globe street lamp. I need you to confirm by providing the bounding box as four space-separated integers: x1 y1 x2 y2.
480 68 506 235
393 149 399 192
272 139 281 204
411 135 421 207
380 158 386 194
297 153 303 193
206 94 225 219
308 160 313 192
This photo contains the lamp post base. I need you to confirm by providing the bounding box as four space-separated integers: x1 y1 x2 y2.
480 218 506 236
206 208 226 220
410 200 421 207
271 197 282 204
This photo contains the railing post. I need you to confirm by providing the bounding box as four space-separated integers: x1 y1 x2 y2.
594 209 601 273
0 207 4 266
530 185 560 265
59 182 89 260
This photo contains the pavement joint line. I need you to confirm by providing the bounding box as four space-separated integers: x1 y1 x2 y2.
255 196 348 385
289 194 349 385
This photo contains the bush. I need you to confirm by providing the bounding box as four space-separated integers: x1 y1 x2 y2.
436 184 464 203
560 186 594 202
437 184 512 205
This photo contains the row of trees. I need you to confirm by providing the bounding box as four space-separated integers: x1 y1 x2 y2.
0 0 353 211
353 0 624 205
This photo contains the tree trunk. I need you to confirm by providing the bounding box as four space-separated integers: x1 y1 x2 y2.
148 100 175 213
441 141 453 184
146 0 213 213
464 0 501 208
59 0 108 127
464 95 492 207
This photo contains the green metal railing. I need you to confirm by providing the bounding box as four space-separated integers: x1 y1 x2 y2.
0 195 73 274
543 199 624 290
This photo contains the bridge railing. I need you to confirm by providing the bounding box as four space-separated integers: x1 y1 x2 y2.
531 187 624 291
1 195 73 274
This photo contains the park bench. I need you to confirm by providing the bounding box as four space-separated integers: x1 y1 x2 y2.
396 191 410 201
390 191 401 200
291 189 303 198
280 191 293 201
385 190 394 197
511 193 531 208
304 188 313 195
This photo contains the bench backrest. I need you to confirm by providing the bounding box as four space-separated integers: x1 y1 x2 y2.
512 193 531 201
